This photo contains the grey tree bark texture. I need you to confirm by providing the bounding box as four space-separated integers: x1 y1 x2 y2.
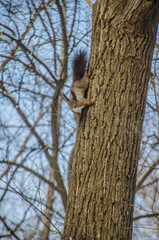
63 0 159 239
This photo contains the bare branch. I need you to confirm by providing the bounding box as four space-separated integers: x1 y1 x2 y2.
0 0 53 71
136 159 159 191
86 0 93 8
0 216 21 240
134 212 159 221
0 179 62 237
0 161 56 190
1 29 58 84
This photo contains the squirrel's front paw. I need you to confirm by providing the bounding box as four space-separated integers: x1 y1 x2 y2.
83 99 95 106
90 100 95 106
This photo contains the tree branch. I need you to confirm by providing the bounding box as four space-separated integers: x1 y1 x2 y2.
134 212 159 221
86 0 93 8
0 0 53 72
0 216 21 240
136 159 159 191
0 161 56 190
0 30 58 83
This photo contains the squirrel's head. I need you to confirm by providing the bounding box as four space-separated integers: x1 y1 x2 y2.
63 93 83 117
68 99 84 109
69 100 83 118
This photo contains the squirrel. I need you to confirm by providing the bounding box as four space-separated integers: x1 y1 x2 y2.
63 50 94 118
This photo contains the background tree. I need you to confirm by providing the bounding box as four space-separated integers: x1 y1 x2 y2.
0 0 159 240
0 0 92 239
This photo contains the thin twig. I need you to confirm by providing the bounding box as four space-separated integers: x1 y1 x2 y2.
86 0 93 8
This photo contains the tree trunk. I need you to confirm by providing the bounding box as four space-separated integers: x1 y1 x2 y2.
63 1 159 239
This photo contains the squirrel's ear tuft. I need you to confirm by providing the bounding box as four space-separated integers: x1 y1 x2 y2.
70 90 77 101
63 93 69 102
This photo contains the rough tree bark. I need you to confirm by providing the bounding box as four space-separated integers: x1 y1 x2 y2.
63 0 159 239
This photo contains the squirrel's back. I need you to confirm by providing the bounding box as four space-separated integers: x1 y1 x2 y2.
72 50 87 82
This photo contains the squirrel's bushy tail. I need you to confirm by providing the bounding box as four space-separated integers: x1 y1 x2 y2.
72 49 87 81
